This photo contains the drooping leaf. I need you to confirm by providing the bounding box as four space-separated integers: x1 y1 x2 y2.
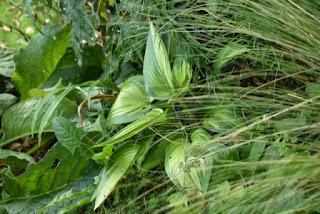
53 117 87 154
165 138 188 188
0 172 96 214
108 75 151 125
2 141 93 198
172 58 192 91
95 108 165 149
143 23 174 100
43 45 105 87
0 96 76 146
0 93 17 116
12 25 71 98
93 144 139 210
214 43 247 71
0 50 15 77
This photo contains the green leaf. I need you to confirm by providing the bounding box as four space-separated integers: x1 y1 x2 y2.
165 138 188 188
12 25 71 98
43 45 105 87
0 93 17 117
0 172 96 214
214 43 247 71
0 50 15 77
95 108 165 149
0 149 34 171
93 144 139 210
249 141 266 162
143 23 174 100
2 142 93 198
53 117 87 154
172 58 192 91
141 140 168 171
108 75 151 125
0 96 76 146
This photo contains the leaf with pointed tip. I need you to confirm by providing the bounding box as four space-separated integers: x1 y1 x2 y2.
95 108 165 149
93 144 139 210
108 75 151 125
143 23 174 100
172 58 192 91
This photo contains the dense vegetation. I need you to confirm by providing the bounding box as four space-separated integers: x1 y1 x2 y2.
0 0 320 213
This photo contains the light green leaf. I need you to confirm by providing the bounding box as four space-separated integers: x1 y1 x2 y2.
0 96 76 146
0 50 15 77
172 58 192 91
53 117 87 154
143 22 174 100
108 75 151 125
0 93 17 116
93 144 139 210
12 25 71 98
214 43 247 71
249 141 266 162
165 139 188 188
95 108 165 149
2 142 93 198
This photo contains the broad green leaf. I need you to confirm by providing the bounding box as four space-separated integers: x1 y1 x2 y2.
93 144 139 210
2 142 93 198
0 96 76 146
0 149 34 171
0 50 15 77
0 172 96 214
0 93 17 116
53 117 87 154
165 138 188 188
214 43 247 71
172 58 192 91
108 75 151 125
13 25 71 98
43 46 105 87
168 192 189 213
143 23 174 100
95 108 165 148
